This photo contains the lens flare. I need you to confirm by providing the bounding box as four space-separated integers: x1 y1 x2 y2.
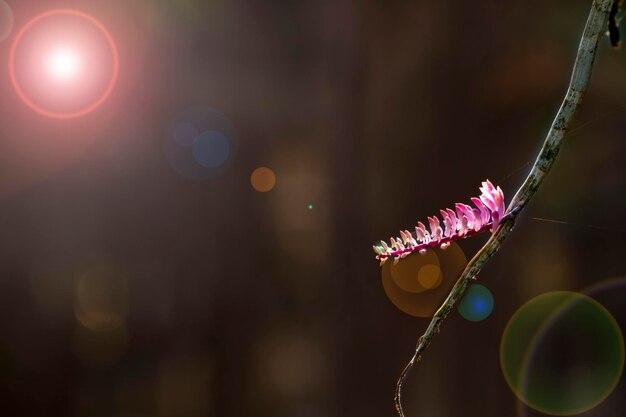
46 47 82 81
0 1 14 42
381 242 467 318
389 250 440 294
164 108 238 180
501 291 624 416
251 167 277 192
192 130 230 168
9 9 119 119
173 122 198 147
457 284 494 322
516 278 626 416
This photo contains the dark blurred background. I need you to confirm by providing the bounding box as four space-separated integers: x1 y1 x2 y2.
0 0 625 416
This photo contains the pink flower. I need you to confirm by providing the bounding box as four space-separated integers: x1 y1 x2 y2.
372 180 506 264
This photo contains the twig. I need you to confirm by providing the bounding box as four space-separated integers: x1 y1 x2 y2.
393 1 616 416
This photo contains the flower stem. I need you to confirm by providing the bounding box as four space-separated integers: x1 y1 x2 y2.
393 1 616 416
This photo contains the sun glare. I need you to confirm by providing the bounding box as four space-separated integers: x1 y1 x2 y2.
46 47 81 82
9 9 119 119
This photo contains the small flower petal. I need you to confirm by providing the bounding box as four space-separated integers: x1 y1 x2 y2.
472 208 483 231
417 221 431 243
446 208 459 232
455 204 471 234
460 204 478 229
402 230 416 247
494 186 506 218
428 216 443 241
491 211 501 231
471 197 491 224
440 209 455 237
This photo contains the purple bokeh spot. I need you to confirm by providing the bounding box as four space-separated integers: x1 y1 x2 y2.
173 122 198 147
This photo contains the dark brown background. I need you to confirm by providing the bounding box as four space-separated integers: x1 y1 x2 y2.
0 1 625 416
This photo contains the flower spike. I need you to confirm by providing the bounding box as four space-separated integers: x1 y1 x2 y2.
373 180 506 262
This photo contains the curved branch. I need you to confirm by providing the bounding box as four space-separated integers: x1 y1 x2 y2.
394 1 615 416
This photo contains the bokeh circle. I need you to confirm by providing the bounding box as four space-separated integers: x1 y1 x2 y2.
164 107 238 180
457 284 494 322
381 242 467 318
0 1 14 42
192 130 230 168
501 291 624 416
251 167 277 192
173 122 198 147
389 249 440 294
8 9 119 119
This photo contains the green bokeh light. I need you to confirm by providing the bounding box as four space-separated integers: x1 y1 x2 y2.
501 291 624 416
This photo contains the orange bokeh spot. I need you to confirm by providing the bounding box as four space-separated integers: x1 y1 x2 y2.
251 167 276 192
382 242 467 318
418 264 442 289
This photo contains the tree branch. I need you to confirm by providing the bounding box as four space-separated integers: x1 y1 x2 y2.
393 1 616 416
